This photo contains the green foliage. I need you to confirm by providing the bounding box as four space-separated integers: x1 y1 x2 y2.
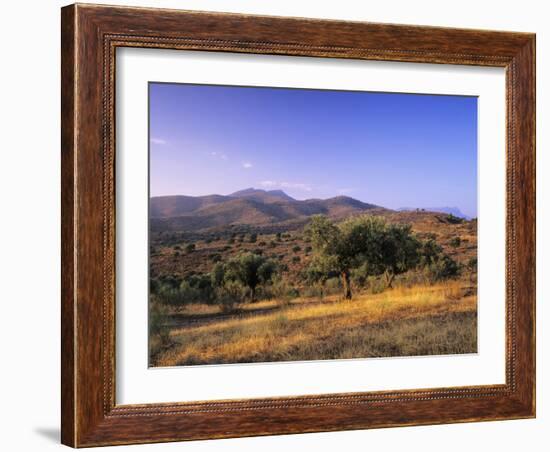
270 277 299 305
466 257 478 283
249 233 258 243
258 259 277 284
325 277 341 291
225 252 277 301
426 254 460 282
449 236 461 248
292 256 301 263
305 215 421 297
378 222 421 288
351 262 371 288
149 295 170 356
211 262 225 288
445 213 463 224
215 280 246 313
292 245 301 253
210 254 222 263
185 243 196 253
419 238 443 266
302 262 329 285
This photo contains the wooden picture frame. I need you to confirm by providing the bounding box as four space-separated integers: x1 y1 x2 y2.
61 3 535 447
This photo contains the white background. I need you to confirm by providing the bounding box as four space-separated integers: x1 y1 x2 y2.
117 49 506 404
0 1 546 451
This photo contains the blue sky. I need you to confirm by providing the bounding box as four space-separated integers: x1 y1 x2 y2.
149 83 478 217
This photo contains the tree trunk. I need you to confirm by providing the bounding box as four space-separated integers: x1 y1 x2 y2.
385 271 395 288
250 285 256 302
341 270 352 300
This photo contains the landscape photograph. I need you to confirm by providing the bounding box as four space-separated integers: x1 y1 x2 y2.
148 82 478 367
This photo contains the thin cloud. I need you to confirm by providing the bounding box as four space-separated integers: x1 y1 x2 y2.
242 162 253 169
260 180 313 192
150 137 167 145
210 151 228 161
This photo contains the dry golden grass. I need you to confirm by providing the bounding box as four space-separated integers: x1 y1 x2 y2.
152 280 477 367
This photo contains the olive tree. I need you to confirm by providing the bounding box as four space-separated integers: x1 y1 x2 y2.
225 252 277 301
379 223 422 288
305 215 421 299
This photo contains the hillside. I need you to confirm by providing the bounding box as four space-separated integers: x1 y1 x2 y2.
150 189 384 232
398 206 472 220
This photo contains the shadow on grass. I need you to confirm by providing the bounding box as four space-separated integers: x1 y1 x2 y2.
168 310 477 367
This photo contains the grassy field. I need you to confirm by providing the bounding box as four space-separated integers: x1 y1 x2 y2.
151 280 477 367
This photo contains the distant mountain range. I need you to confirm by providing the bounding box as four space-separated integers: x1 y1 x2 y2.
398 206 471 220
150 188 385 232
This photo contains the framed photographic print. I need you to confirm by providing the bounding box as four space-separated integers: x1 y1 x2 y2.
61 3 536 447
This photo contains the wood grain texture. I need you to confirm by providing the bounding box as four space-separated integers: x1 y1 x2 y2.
61 3 536 447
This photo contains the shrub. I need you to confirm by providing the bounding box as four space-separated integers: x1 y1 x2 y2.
419 238 443 267
305 246 312 254
149 296 170 358
302 283 326 299
210 254 222 263
292 245 301 253
449 237 461 248
467 257 478 283
249 233 258 243
366 276 386 295
270 278 299 305
149 296 168 337
351 262 371 288
224 252 277 301
426 254 460 282
185 243 196 253
292 256 301 263
445 213 463 224
325 277 342 294
216 280 246 312
211 262 225 288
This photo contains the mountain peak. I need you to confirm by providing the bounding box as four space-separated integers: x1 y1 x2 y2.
229 188 295 202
